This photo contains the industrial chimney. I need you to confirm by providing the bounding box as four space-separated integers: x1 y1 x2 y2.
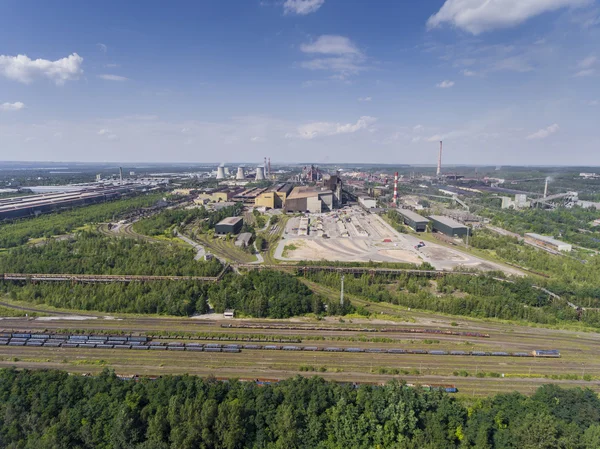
255 166 265 181
216 166 226 179
119 167 123 184
236 167 245 180
544 177 549 198
393 172 399 205
437 141 443 177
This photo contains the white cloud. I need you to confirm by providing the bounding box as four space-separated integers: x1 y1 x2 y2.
97 128 118 140
0 102 25 111
283 0 324 15
462 69 477 76
575 69 595 77
299 35 366 78
436 80 455 88
413 124 424 132
300 35 360 55
98 74 129 81
250 136 265 142
526 123 559 140
574 55 597 76
289 116 377 139
0 53 83 85
358 96 372 102
427 0 590 35
97 43 108 53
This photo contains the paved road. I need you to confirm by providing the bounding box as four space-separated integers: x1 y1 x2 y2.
175 231 206 260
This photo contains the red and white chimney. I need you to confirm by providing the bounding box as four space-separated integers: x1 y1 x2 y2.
393 171 398 205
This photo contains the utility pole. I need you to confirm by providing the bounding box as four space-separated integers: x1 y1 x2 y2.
340 275 345 307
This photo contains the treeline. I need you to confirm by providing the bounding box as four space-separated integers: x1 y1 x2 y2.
305 271 600 327
209 270 352 318
133 203 243 236
0 193 163 248
2 281 208 316
1 269 347 318
1 369 600 449
0 232 222 277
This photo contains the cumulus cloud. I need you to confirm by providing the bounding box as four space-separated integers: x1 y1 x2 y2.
526 123 559 140
289 116 377 139
97 74 129 81
427 0 590 35
0 102 25 111
358 96 372 102
0 53 83 85
436 80 455 88
283 0 324 15
299 35 366 78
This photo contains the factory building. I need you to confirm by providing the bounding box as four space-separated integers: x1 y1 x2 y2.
194 187 243 204
254 183 294 209
322 173 343 207
215 216 243 235
428 215 469 238
0 186 141 221
358 196 377 209
284 186 333 214
397 209 429 232
524 233 572 252
233 187 269 205
235 232 253 247
501 194 530 209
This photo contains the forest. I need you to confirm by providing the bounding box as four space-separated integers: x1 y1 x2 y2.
0 232 222 277
0 368 599 449
485 207 600 250
0 269 345 318
133 203 243 237
0 193 163 248
304 270 600 328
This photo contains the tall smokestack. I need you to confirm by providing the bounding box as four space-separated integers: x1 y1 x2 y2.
119 167 123 184
268 158 271 178
393 172 399 205
437 141 443 177
544 178 549 198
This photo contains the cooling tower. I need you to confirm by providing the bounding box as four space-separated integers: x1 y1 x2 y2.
255 166 265 181
236 167 245 180
224 167 230 176
216 166 226 179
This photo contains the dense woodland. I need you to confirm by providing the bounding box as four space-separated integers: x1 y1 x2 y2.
0 369 599 449
0 233 222 277
304 271 600 328
0 269 344 318
0 193 163 248
133 204 243 237
487 207 600 250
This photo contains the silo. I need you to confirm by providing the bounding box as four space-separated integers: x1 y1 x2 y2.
236 167 245 180
216 166 226 179
255 166 265 181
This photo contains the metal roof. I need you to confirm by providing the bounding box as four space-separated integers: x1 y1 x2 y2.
397 208 429 223
427 215 468 229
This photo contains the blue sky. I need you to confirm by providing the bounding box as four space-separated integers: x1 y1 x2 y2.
0 0 599 165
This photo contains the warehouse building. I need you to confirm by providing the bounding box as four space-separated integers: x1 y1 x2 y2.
254 183 294 209
397 209 429 232
284 187 333 213
215 216 243 235
428 215 469 238
524 233 572 252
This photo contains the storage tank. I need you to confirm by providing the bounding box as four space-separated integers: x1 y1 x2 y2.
216 166 226 179
236 167 245 180
255 166 265 181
